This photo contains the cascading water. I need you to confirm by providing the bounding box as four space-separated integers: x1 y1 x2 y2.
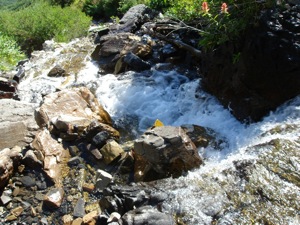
17 38 300 224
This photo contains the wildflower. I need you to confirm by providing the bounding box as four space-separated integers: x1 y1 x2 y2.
202 2 209 14
221 2 228 14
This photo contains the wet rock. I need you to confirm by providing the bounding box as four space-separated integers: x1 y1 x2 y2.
122 52 151 72
100 140 124 164
181 124 224 149
31 129 70 185
0 146 22 189
92 33 142 73
134 126 202 181
73 198 85 218
0 99 39 149
43 187 64 209
122 206 175 225
47 65 66 77
101 183 167 216
35 87 112 130
114 35 153 74
86 120 120 143
95 170 113 191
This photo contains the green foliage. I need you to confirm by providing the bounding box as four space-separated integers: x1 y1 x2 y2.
149 0 171 11
0 1 91 54
47 0 75 7
83 0 120 19
0 0 36 11
118 0 150 14
160 0 275 49
0 33 26 71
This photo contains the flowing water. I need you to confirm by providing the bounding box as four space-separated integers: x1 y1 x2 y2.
17 38 300 224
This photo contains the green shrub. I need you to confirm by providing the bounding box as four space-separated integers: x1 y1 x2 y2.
83 0 120 19
118 0 150 14
0 1 91 54
0 0 36 11
0 33 26 71
149 0 171 11
47 0 75 7
161 0 275 49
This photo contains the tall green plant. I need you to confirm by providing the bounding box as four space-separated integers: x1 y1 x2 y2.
0 33 26 71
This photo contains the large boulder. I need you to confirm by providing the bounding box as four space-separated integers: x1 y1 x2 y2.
200 4 300 122
0 99 39 149
134 126 202 181
92 33 152 74
35 87 112 140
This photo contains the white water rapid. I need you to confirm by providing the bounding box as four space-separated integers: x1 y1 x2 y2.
17 38 300 224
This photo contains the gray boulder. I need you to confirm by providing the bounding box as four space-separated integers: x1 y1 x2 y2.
134 126 202 181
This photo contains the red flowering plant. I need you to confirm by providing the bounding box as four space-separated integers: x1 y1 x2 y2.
162 0 273 50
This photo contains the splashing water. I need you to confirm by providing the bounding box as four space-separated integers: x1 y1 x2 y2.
17 39 300 224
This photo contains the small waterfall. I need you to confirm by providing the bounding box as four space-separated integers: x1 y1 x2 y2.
17 38 300 224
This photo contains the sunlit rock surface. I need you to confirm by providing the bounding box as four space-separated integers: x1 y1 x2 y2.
134 126 202 181
0 99 39 149
35 87 112 135
0 147 22 189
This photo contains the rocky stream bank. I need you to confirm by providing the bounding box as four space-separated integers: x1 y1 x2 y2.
0 3 300 225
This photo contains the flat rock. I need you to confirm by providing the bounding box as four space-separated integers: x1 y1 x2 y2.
0 99 39 149
35 87 112 132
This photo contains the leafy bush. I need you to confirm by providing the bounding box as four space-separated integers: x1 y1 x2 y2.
0 1 91 54
83 0 120 19
162 0 275 49
148 0 171 11
0 0 36 11
47 0 75 7
118 0 150 14
0 33 26 71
